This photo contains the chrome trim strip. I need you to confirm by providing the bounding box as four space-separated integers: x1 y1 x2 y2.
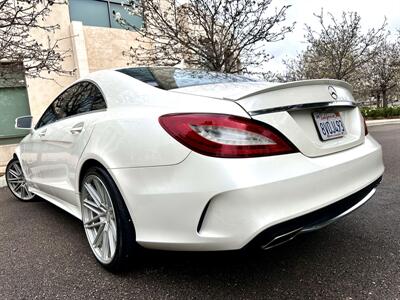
301 188 376 233
249 101 356 116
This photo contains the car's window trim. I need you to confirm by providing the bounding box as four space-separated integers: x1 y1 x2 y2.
34 108 107 131
35 79 108 130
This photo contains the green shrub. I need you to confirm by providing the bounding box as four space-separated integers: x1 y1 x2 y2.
360 106 400 119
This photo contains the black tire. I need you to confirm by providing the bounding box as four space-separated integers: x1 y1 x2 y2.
6 158 37 201
81 166 137 272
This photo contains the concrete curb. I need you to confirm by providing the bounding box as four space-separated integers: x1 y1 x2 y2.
366 119 400 126
0 176 5 188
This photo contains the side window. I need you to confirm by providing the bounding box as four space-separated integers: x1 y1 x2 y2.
35 81 106 129
35 105 58 129
35 85 78 129
68 81 107 115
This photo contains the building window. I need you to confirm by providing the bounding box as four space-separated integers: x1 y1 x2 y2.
69 0 143 30
0 63 31 144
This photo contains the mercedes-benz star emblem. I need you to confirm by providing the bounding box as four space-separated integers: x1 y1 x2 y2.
328 86 338 100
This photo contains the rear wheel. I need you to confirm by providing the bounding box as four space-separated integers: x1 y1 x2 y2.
81 166 137 271
6 158 36 201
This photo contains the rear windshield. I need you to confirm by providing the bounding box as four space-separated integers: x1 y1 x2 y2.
116 67 257 90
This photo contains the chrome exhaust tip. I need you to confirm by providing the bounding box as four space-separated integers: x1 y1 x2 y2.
261 227 303 250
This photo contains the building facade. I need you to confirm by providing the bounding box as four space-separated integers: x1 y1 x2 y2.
0 0 143 172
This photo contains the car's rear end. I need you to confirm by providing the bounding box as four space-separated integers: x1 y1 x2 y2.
109 69 384 251
228 80 383 249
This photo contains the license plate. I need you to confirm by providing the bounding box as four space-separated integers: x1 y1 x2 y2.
313 112 346 140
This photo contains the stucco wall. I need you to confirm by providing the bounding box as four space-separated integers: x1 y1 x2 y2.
25 14 142 121
25 3 77 122
0 144 17 174
0 3 77 172
83 26 139 72
0 3 143 171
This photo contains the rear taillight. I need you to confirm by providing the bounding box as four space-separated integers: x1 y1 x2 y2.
159 113 297 158
363 117 369 135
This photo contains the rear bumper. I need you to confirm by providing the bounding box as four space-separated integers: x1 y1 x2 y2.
249 176 382 250
110 135 384 251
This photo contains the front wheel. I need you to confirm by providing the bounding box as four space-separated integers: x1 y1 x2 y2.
6 158 36 201
80 166 137 271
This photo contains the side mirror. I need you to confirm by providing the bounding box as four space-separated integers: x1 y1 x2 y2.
15 116 33 130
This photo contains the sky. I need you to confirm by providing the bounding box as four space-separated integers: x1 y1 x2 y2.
266 0 400 72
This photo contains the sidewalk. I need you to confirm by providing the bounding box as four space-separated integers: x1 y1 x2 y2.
366 118 400 126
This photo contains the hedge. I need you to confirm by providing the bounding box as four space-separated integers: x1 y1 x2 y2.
360 106 400 119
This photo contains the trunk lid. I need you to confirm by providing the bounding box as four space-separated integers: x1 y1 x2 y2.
173 79 365 157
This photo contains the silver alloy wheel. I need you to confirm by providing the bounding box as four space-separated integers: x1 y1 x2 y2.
6 160 35 201
81 175 118 264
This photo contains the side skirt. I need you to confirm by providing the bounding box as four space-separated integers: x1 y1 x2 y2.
29 187 82 220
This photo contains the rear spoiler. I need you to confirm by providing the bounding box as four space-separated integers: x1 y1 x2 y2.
234 79 353 101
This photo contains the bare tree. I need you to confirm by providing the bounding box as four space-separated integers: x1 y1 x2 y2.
275 48 336 83
303 10 387 82
0 0 72 82
362 37 400 107
276 52 320 82
117 0 294 74
276 9 389 103
278 11 387 82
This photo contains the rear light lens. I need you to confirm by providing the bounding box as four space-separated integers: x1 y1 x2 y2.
159 113 298 158
363 117 369 135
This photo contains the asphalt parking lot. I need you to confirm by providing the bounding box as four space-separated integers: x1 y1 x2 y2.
0 124 399 300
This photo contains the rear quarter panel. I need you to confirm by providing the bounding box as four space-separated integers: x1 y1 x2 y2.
79 72 250 170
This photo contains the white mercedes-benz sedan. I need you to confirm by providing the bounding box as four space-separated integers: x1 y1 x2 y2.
6 67 384 271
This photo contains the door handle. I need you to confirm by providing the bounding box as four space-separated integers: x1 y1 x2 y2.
38 129 47 137
70 122 84 135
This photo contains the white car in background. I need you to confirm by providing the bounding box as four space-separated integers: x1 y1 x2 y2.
6 67 384 271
